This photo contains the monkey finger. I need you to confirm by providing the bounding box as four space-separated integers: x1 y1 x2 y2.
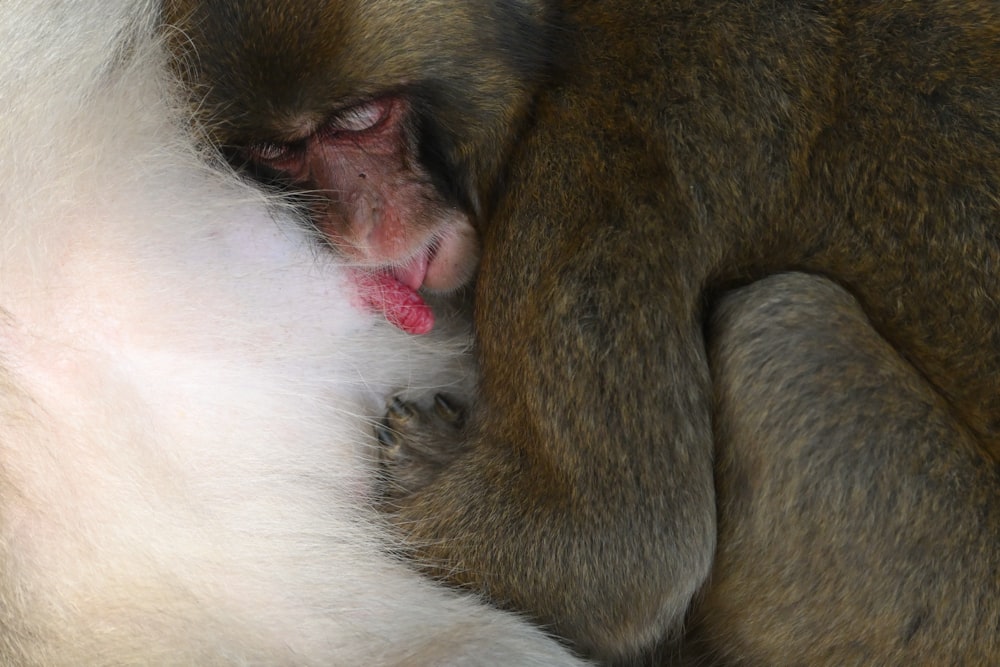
433 393 466 427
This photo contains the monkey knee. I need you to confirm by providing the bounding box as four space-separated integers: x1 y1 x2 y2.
571 582 703 661
709 272 872 396
565 523 714 660
711 273 858 348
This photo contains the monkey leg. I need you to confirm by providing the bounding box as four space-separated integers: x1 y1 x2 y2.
679 272 1000 666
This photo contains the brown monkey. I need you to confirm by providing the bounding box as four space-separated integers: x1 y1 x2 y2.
164 1 1000 663
680 272 999 665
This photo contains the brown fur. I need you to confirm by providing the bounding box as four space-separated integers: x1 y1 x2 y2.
164 1 1000 663
685 273 998 665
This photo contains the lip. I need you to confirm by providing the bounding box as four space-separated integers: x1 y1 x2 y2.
389 236 440 291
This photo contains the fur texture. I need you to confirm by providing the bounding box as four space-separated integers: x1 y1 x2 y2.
0 1 585 664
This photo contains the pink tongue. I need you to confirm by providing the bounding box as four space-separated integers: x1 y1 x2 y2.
353 270 434 335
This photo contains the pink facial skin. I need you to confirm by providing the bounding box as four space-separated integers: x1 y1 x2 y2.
244 96 480 334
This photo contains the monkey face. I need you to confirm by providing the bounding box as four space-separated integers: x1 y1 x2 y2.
164 0 552 316
239 94 480 295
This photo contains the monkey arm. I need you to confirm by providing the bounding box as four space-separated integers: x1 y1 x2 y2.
380 140 719 660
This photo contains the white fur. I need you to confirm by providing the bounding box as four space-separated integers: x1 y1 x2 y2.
0 1 585 664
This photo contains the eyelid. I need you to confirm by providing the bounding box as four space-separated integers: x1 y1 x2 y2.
329 100 386 132
244 139 304 165
242 98 390 165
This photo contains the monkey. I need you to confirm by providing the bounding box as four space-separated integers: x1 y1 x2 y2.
652 273 1000 665
0 1 590 664
163 0 1000 663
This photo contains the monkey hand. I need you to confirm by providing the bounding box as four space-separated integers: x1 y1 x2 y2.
375 394 469 501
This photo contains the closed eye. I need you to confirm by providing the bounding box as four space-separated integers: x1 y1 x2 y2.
244 138 304 167
318 98 393 140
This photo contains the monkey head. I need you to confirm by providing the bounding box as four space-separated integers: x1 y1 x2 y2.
164 0 554 326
